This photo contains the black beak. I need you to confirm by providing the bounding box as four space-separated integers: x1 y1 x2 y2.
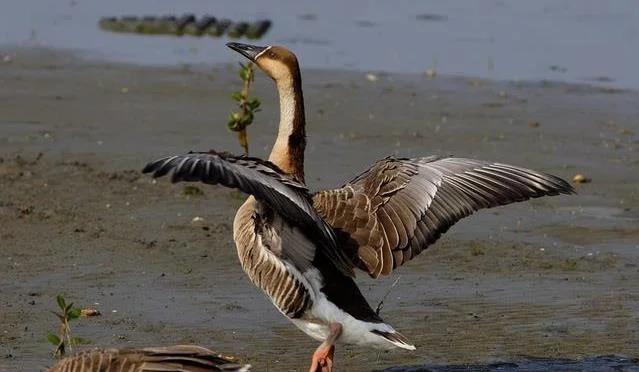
226 42 267 62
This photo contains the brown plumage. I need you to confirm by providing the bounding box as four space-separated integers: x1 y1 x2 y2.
48 345 250 372
143 150 353 276
143 42 575 372
234 197 313 317
253 45 307 182
313 156 574 278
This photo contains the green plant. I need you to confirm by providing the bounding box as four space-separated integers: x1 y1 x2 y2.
228 62 261 155
46 295 89 357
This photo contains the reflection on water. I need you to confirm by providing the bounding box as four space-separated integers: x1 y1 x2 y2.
1 0 638 89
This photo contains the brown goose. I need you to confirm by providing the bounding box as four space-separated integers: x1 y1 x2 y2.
48 345 250 371
143 42 574 371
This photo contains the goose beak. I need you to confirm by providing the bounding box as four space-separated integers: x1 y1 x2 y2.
226 42 267 62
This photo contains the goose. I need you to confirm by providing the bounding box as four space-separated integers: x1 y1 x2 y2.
143 42 574 371
48 345 250 371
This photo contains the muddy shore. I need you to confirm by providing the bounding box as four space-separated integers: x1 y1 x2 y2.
1 47 638 371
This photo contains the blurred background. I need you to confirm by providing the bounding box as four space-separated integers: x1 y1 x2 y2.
2 0 638 88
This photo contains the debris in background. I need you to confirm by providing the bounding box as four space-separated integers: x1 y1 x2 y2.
549 65 568 73
298 13 318 21
99 15 271 40
416 13 448 22
80 308 101 317
227 22 249 39
245 20 272 39
572 174 591 184
183 185 204 196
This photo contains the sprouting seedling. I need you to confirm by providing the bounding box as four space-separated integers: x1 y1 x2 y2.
46 295 89 357
228 62 261 155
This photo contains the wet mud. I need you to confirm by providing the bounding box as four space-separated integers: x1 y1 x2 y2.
1 48 638 371
382 355 639 372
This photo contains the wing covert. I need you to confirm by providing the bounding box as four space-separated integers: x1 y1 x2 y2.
313 156 574 278
144 150 354 276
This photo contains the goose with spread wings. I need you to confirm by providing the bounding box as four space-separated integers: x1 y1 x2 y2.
143 43 574 372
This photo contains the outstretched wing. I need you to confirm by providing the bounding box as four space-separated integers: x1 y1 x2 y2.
313 156 574 278
143 151 353 277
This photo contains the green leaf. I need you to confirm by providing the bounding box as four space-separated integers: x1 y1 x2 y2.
248 99 260 110
65 302 74 314
239 67 251 81
68 308 81 320
56 295 66 311
47 332 61 346
231 91 243 102
240 112 254 126
229 112 242 121
227 121 239 131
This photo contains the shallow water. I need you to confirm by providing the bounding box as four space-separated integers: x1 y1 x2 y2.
1 0 639 89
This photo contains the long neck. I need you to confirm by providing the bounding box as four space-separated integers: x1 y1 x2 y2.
268 67 306 182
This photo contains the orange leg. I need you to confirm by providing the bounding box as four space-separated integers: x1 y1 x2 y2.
309 323 342 372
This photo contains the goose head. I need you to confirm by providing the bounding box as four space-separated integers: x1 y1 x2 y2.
227 42 299 82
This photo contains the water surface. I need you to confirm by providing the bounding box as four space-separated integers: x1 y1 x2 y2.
1 0 638 89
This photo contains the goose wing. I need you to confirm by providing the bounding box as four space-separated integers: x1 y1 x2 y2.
143 151 353 277
313 156 574 278
49 345 250 371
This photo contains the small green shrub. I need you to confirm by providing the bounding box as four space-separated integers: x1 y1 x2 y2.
46 295 90 357
228 63 261 155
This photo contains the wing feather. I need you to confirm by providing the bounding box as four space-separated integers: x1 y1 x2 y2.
377 207 400 250
313 156 574 278
144 151 354 277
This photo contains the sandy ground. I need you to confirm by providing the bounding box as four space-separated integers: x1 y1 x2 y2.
1 47 638 371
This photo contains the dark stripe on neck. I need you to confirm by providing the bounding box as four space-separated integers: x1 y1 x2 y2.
287 66 306 183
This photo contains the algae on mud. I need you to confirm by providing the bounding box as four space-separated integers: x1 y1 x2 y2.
0 48 638 371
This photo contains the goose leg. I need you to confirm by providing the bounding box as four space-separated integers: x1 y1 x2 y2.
309 323 342 372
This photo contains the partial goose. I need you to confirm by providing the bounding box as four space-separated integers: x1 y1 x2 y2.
143 43 574 372
48 345 250 371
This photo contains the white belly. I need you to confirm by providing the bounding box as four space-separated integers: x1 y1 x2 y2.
289 269 409 350
290 300 399 350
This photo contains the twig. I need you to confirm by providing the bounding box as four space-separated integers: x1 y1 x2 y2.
237 63 253 155
375 275 401 316
228 62 260 156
